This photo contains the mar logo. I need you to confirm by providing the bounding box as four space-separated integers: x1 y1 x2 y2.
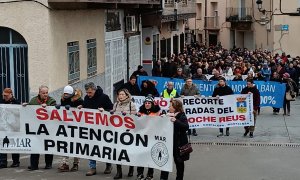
2 136 10 148
151 142 169 167
0 136 31 148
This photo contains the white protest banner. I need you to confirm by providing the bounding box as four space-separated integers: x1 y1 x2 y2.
133 95 253 129
0 105 173 172
181 94 254 129
132 96 170 114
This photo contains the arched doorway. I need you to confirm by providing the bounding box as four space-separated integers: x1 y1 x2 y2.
0 27 29 103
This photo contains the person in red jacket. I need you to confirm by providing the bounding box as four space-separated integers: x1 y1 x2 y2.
241 79 261 138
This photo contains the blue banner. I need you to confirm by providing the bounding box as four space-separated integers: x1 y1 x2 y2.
137 76 286 108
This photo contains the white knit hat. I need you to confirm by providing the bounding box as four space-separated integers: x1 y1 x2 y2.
63 85 74 95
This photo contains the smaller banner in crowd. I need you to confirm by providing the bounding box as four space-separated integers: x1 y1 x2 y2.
137 76 286 108
0 105 174 172
133 94 254 129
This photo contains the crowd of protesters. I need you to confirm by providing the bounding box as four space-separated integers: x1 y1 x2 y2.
0 43 299 180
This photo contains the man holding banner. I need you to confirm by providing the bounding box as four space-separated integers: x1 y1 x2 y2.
212 77 234 137
241 79 260 138
27 85 57 170
161 82 179 98
180 78 200 136
80 82 114 176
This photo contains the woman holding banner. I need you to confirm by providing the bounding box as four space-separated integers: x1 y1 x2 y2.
180 78 200 136
160 99 190 180
111 89 137 179
136 95 161 180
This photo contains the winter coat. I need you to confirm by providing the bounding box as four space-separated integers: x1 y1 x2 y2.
122 82 141 96
131 70 148 77
283 78 298 98
83 86 113 111
180 84 200 96
162 62 177 77
112 94 137 114
173 112 190 161
212 85 234 97
192 74 207 81
260 68 271 81
61 89 84 107
29 95 56 106
241 86 261 111
0 97 20 105
139 103 160 115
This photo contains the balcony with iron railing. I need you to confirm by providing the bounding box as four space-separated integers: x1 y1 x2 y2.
48 0 161 9
226 7 253 22
205 16 220 30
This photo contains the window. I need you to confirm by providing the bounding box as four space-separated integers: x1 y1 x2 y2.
106 10 121 32
87 39 97 77
68 41 80 83
164 0 174 7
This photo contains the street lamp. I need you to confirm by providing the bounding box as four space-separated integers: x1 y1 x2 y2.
256 0 266 14
256 0 263 10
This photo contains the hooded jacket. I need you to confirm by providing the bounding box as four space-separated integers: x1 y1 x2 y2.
112 93 137 114
83 86 113 111
61 89 84 107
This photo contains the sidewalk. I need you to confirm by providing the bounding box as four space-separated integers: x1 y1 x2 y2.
191 98 300 144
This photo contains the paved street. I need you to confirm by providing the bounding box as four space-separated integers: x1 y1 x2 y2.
1 99 300 180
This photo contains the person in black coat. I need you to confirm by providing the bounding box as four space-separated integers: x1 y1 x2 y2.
212 77 234 137
80 82 113 176
160 99 190 180
140 80 159 97
162 58 177 77
131 65 148 77
121 75 140 96
0 88 20 168
152 60 163 77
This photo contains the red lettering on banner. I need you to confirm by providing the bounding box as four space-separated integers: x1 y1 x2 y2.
85 112 94 124
72 111 83 122
63 110 73 122
50 109 62 121
219 115 246 122
188 116 216 123
110 115 123 127
36 108 48 120
95 113 108 126
124 117 135 129
35 108 136 129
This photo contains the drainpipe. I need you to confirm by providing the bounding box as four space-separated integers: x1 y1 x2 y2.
204 0 208 46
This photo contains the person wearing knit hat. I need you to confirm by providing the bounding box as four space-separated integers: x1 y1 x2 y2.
283 73 290 78
136 94 160 180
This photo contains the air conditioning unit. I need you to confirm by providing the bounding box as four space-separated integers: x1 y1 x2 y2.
125 16 136 32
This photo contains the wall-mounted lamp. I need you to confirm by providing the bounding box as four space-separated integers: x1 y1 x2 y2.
256 0 266 14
